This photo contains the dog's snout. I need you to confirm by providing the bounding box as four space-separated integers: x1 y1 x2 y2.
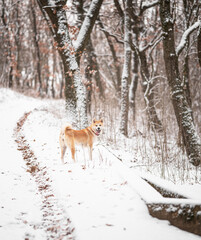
97 127 100 130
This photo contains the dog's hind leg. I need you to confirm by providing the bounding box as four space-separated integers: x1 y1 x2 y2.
61 146 67 164
69 140 76 162
70 146 75 162
59 132 66 164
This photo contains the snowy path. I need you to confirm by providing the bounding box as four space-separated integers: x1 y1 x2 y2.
0 90 46 239
0 89 200 240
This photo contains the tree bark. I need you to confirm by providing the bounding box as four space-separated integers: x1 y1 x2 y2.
14 2 21 88
119 0 132 136
182 0 193 111
1 0 13 88
129 48 138 120
198 28 201 67
160 0 201 166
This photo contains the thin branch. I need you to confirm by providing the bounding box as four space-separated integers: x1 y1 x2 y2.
130 41 140 55
97 22 124 44
139 30 163 52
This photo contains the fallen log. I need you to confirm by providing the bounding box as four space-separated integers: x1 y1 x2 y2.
107 150 201 236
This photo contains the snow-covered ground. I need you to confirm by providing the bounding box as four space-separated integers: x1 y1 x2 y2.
0 88 201 240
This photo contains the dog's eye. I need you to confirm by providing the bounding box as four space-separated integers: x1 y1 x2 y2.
96 125 98 127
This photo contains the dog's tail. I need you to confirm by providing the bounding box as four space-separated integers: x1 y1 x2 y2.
61 123 72 133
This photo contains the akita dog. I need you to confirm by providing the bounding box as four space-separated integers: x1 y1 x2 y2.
59 119 103 164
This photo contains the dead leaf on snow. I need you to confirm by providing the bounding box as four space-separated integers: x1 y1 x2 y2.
106 223 114 227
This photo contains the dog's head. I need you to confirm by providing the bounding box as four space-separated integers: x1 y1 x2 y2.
91 119 103 136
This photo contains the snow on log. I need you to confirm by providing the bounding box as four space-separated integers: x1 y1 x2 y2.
110 151 201 236
148 203 201 236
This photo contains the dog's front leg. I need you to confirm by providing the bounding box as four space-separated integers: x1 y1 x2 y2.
82 145 86 167
88 146 92 161
88 145 95 168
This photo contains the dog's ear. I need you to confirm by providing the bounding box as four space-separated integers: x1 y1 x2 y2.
93 119 96 123
100 119 103 123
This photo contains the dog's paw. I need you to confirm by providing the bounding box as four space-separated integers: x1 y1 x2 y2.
82 165 86 170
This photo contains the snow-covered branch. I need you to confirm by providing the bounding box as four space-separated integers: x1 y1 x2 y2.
139 0 159 15
74 0 103 52
176 20 201 56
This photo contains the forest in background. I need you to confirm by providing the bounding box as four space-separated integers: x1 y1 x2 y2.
0 0 201 169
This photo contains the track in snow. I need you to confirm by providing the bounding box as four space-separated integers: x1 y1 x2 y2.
14 110 75 240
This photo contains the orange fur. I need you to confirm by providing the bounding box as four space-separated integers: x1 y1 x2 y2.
59 119 103 164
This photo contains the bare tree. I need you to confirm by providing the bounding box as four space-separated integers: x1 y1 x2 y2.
37 0 103 128
97 18 122 95
74 0 104 114
30 0 43 95
160 0 201 166
113 0 162 131
130 1 163 131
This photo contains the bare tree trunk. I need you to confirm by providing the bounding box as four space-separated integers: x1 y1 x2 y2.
14 2 21 88
85 38 104 113
51 51 56 98
129 0 138 118
59 60 64 98
31 0 42 95
129 49 138 120
85 40 93 115
1 0 13 88
160 0 201 166
8 66 13 88
119 0 132 136
182 0 193 112
198 29 201 67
